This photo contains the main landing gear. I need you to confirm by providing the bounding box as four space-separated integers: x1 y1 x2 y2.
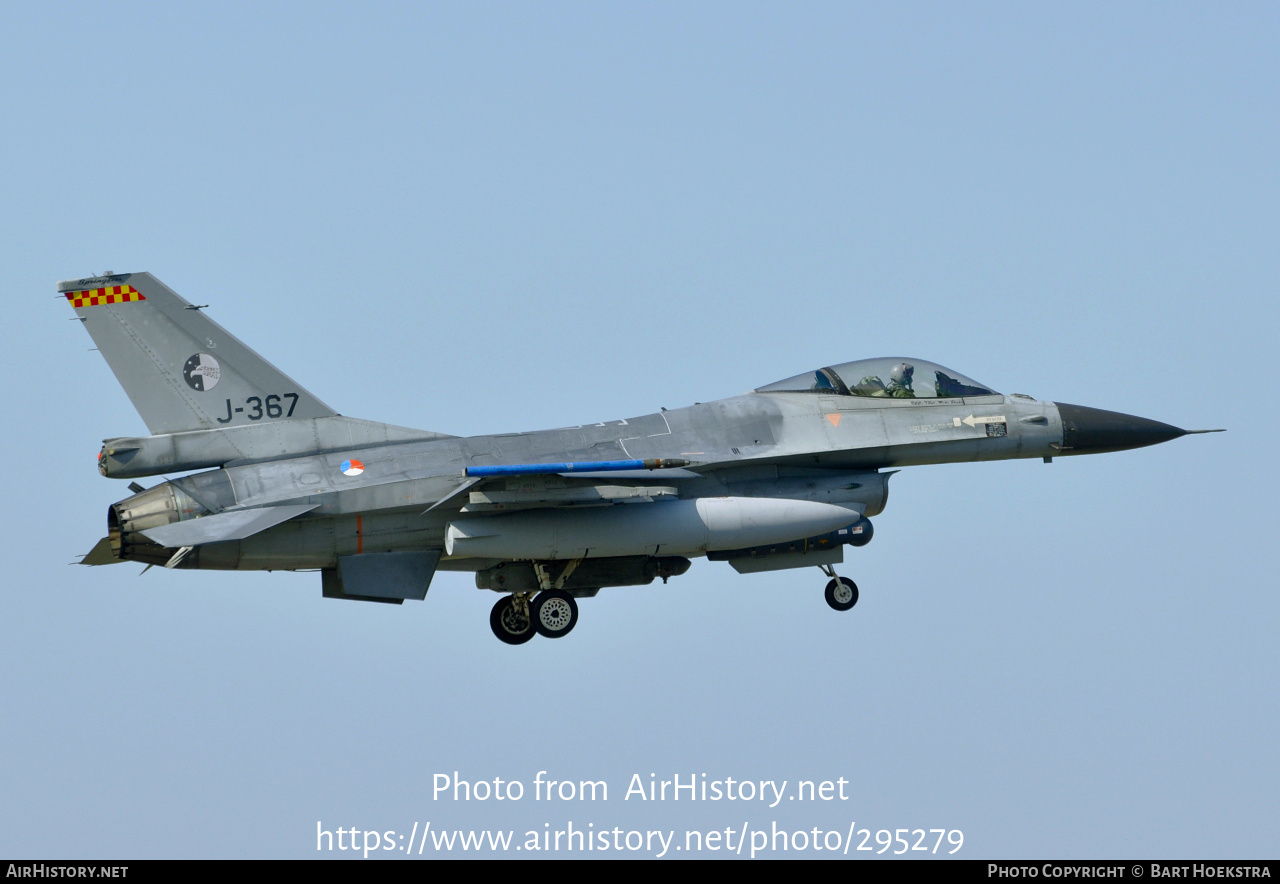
489 560 582 645
819 563 859 612
490 594 535 645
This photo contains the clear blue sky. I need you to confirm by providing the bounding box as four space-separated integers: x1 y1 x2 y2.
1 2 1275 858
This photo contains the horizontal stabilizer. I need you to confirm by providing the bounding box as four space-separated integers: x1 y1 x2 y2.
141 503 319 548
80 537 124 565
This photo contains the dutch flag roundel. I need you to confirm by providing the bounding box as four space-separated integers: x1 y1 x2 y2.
340 459 364 477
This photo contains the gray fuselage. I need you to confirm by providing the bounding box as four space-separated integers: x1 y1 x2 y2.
109 389 1063 572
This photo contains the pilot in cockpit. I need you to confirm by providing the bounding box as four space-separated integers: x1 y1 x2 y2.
856 361 917 398
885 362 916 398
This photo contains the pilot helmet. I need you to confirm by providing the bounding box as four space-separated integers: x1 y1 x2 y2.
889 362 915 384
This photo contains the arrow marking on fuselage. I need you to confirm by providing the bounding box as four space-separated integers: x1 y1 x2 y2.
955 414 1007 427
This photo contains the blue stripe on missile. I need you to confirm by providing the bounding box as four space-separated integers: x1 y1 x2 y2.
466 460 647 478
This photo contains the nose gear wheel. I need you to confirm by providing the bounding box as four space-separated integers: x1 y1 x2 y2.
824 576 859 611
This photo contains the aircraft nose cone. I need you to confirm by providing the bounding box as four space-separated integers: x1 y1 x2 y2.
1056 402 1187 455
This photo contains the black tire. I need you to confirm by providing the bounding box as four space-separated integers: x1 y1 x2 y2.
824 576 859 611
490 596 536 645
532 589 579 638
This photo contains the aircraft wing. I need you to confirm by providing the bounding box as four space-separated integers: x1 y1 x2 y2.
140 503 319 548
454 477 681 513
443 459 694 513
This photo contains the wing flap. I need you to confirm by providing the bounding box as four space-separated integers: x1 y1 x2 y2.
140 503 319 548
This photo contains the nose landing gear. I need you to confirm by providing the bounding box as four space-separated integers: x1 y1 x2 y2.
819 564 859 611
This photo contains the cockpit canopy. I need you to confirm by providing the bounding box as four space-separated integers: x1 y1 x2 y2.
756 358 999 400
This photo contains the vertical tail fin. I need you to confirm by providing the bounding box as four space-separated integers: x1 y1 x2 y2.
60 272 335 434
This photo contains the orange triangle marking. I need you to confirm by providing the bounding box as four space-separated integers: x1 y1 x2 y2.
825 413 841 427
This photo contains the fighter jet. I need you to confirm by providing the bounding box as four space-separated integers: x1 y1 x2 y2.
67 273 1221 644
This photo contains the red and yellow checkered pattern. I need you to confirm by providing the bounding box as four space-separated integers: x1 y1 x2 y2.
65 285 146 308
